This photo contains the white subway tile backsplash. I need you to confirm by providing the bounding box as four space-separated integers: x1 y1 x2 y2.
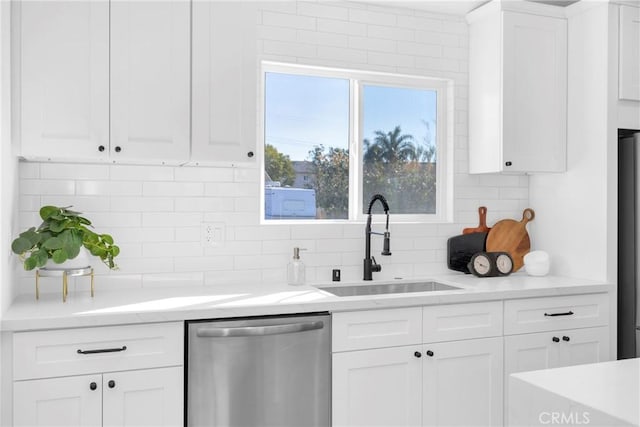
297 2 348 21
263 11 316 30
367 24 413 42
15 1 530 290
348 35 396 53
175 167 234 182
143 242 202 258
317 18 366 36
349 8 396 26
143 212 203 228
297 29 349 47
175 256 234 273
21 179 75 195
110 164 174 181
110 196 174 212
41 163 110 180
318 45 367 63
143 182 204 197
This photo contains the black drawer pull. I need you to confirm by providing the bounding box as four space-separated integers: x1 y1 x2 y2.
552 336 560 342
77 345 127 355
544 311 574 317
562 336 570 342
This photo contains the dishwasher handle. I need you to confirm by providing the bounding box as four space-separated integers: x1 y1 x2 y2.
196 320 325 338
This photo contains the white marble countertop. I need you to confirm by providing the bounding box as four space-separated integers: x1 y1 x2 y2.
1 273 611 331
510 358 640 426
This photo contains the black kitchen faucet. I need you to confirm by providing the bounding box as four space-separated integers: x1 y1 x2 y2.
364 194 391 281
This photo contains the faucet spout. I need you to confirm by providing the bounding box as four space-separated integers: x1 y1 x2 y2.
364 194 391 281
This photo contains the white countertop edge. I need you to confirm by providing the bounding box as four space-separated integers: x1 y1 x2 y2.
1 274 612 332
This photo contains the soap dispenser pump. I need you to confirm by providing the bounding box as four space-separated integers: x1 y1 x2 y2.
287 247 306 286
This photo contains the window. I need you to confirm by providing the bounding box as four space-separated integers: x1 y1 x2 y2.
262 62 452 222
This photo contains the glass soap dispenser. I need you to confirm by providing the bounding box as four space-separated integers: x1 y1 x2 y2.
287 247 306 286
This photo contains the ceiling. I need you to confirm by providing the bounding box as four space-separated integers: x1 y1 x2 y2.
353 0 580 16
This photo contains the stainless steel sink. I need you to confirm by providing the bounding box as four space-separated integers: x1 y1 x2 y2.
317 281 460 297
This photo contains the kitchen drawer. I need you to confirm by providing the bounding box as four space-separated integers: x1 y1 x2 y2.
504 293 609 335
332 307 422 352
423 301 503 342
14 322 183 380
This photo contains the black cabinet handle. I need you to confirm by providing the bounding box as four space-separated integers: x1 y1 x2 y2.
544 311 574 317
108 380 116 389
89 382 97 391
414 351 422 358
562 336 570 342
505 161 512 167
247 151 254 158
77 345 127 355
426 350 434 357
552 336 560 342
98 145 105 152
114 146 122 153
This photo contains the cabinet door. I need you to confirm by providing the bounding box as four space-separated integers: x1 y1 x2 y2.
18 1 109 160
502 11 567 173
556 326 611 367
504 332 560 376
422 337 503 427
332 347 422 427
13 374 102 427
103 367 183 427
110 1 190 163
619 5 640 100
191 1 258 163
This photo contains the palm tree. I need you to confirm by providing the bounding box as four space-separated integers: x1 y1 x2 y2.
363 126 416 164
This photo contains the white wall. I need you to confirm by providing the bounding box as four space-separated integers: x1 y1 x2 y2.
1 0 18 422
529 3 612 281
14 1 529 295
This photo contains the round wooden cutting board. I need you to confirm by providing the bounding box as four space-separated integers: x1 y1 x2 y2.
486 208 535 272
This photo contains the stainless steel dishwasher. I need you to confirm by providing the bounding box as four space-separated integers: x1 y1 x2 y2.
186 312 331 427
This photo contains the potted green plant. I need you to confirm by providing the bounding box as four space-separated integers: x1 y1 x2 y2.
11 205 120 271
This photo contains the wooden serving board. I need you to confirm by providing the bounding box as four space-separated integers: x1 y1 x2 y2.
486 208 535 272
463 206 490 234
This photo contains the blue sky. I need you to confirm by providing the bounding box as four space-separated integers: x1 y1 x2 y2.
265 72 437 161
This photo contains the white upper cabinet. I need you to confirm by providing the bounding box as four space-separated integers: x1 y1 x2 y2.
17 0 190 164
191 1 258 164
18 1 109 160
619 5 640 101
110 1 191 163
467 2 567 173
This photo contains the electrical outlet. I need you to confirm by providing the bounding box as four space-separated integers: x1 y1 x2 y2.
202 222 225 247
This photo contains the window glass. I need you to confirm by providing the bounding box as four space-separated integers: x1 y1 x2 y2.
264 72 349 220
262 63 448 222
362 85 437 214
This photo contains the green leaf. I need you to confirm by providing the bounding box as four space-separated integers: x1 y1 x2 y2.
11 237 33 254
83 232 99 244
34 249 48 268
42 236 63 250
111 245 120 257
52 249 68 264
49 220 67 233
100 234 114 245
39 206 60 221
20 228 41 246
24 256 37 271
88 246 106 257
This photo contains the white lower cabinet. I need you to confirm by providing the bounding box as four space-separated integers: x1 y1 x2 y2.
14 367 182 427
332 305 504 427
12 322 184 426
333 346 422 427
14 374 102 427
504 326 610 374
422 337 503 427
